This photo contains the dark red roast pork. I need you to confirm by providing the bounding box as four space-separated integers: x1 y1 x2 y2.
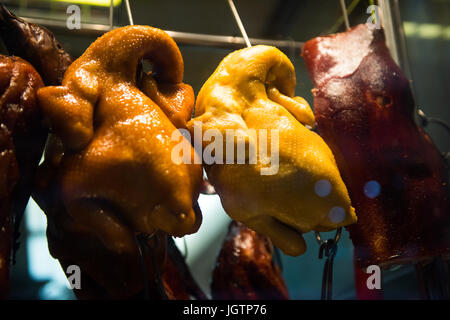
211 221 289 300
302 24 450 268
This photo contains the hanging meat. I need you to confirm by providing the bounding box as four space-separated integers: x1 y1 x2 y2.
33 25 203 298
0 4 72 235
0 55 45 298
0 4 72 86
211 221 289 300
0 5 73 298
302 24 450 268
163 236 207 300
188 45 356 257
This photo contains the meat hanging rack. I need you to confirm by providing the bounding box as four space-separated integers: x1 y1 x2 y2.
17 1 408 68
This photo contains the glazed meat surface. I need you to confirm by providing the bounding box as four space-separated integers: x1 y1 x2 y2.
303 24 450 268
211 221 289 300
188 45 356 257
33 26 202 298
0 4 72 85
0 55 45 298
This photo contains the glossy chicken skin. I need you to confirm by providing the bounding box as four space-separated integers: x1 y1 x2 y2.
188 45 356 256
0 4 72 85
211 221 289 300
0 55 44 298
303 24 450 268
34 26 202 297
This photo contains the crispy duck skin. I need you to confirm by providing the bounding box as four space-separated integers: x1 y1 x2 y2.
0 55 45 298
211 221 289 300
0 4 72 86
303 24 450 268
33 25 202 298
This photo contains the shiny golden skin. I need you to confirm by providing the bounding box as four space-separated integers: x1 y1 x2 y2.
188 45 356 256
36 25 203 256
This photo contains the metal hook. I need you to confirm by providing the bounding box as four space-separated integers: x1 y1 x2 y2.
417 108 450 169
226 0 251 48
417 109 450 134
136 232 169 300
339 0 350 30
315 227 342 246
124 0 134 25
109 0 114 30
318 239 338 300
136 233 153 299
316 228 342 300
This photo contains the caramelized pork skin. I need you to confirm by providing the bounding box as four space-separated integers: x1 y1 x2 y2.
211 221 289 300
303 24 450 268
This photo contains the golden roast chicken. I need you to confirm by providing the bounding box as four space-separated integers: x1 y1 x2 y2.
33 25 202 298
188 45 356 256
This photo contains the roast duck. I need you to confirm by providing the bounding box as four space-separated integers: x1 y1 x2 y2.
0 4 72 86
302 24 450 268
0 55 45 299
0 5 75 298
188 45 356 257
33 25 203 299
211 221 289 300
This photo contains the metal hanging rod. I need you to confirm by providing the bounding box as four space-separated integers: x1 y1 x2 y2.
339 0 350 30
226 0 251 48
20 16 304 53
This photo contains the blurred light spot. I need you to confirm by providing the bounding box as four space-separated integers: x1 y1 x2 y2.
315 179 331 197
329 206 346 224
404 21 450 40
364 180 381 199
